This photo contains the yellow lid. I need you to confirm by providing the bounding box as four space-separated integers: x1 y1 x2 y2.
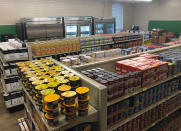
55 76 65 81
63 102 76 107
44 104 60 111
61 91 76 98
58 85 71 92
59 79 69 84
32 80 44 85
78 96 90 101
47 78 55 82
76 87 89 94
29 76 40 82
45 113 59 119
41 89 55 96
35 84 48 91
44 94 60 103
69 76 80 81
48 82 59 88
63 109 76 115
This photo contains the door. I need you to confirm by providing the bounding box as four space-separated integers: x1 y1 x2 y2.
80 25 91 37
95 24 104 34
106 23 115 34
65 25 78 38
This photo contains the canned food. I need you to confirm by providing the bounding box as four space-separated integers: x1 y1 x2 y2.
69 76 81 90
63 110 77 120
78 105 89 116
58 85 71 96
76 87 89 100
45 105 60 118
44 94 60 109
45 113 59 126
64 103 77 113
61 91 77 105
78 96 89 109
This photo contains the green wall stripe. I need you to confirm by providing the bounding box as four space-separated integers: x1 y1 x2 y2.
0 25 16 41
148 20 181 36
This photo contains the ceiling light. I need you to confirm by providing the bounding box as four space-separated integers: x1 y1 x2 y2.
114 0 152 2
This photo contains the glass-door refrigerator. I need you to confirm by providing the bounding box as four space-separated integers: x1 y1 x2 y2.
93 17 116 34
64 16 93 38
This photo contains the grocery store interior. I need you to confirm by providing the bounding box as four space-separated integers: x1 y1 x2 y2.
1 0 181 131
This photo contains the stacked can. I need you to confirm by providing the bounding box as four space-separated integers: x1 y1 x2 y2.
81 68 142 101
61 91 77 120
57 85 71 113
76 87 90 116
44 94 60 126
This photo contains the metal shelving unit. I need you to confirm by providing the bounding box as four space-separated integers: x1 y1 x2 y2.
23 86 98 131
107 72 181 106
142 104 181 131
108 90 181 131
72 43 181 131
20 57 108 131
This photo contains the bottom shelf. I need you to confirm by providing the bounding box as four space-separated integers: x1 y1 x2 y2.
142 104 181 131
24 103 40 131
23 87 98 131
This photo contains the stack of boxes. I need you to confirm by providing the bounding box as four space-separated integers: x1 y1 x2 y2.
115 54 168 87
151 29 166 44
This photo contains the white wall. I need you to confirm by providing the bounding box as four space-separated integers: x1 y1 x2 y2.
133 0 181 30
0 0 112 24
123 3 134 30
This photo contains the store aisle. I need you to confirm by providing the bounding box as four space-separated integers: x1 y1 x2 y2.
0 88 24 131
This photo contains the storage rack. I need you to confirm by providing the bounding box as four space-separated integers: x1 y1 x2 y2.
21 57 107 131
0 41 28 109
73 44 181 131
27 33 143 61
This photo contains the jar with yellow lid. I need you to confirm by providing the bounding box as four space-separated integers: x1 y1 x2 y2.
35 84 48 94
63 102 77 114
78 105 89 116
44 104 60 118
76 87 89 100
58 79 70 86
45 113 59 126
32 80 45 88
69 76 81 90
44 94 60 109
78 96 90 109
41 89 55 100
48 81 60 92
63 110 77 121
58 85 71 96
61 91 77 105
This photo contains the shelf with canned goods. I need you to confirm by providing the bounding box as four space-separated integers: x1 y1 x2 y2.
108 90 181 131
107 71 181 106
22 82 98 131
142 104 181 131
18 57 107 131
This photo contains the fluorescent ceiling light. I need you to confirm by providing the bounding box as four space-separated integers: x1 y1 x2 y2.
114 0 152 2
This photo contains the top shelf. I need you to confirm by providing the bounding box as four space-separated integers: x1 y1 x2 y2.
81 38 141 49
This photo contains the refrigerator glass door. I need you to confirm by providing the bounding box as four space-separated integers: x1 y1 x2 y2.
106 23 115 34
80 25 91 37
66 25 78 38
95 24 104 34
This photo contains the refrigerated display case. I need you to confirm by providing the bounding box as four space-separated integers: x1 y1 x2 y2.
16 17 64 41
64 16 93 38
93 17 116 34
